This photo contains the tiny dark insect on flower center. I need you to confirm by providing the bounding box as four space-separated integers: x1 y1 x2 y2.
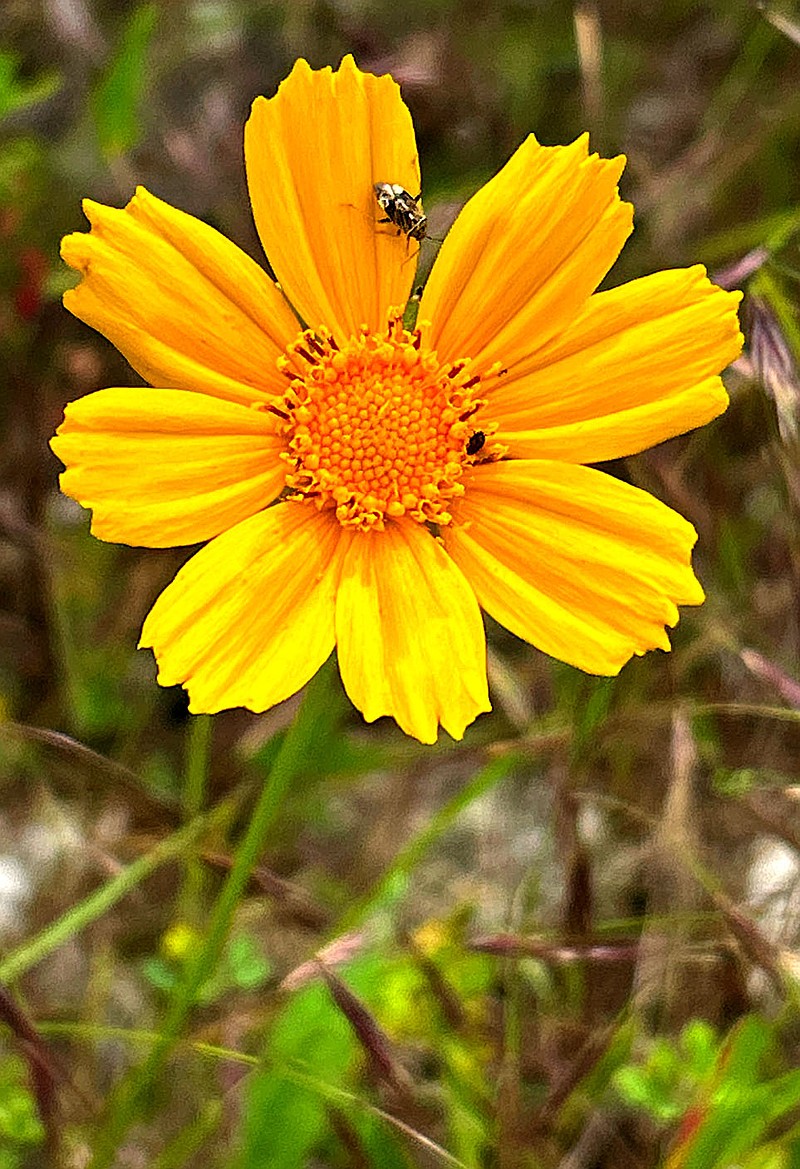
269 313 505 531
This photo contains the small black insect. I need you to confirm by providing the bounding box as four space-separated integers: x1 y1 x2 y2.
374 182 427 243
466 430 486 456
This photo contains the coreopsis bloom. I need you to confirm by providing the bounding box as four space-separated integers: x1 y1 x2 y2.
51 57 742 743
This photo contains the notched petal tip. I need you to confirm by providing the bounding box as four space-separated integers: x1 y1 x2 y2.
490 253 744 464
59 182 299 404
335 522 490 744
139 506 341 714
245 54 419 341
52 387 287 548
447 461 708 677
422 128 636 371
60 231 91 274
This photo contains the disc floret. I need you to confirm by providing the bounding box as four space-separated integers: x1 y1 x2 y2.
272 313 504 531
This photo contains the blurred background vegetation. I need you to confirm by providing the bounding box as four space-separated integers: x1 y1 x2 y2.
2 0 800 1165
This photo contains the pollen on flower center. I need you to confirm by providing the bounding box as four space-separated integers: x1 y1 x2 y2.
271 313 505 531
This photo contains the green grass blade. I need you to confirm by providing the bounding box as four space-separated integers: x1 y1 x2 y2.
0 793 239 985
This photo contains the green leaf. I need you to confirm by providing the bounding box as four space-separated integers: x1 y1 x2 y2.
92 3 158 158
141 956 178 992
680 1020 718 1079
0 51 60 119
738 1145 787 1169
0 1052 45 1147
228 934 271 990
238 983 357 1169
350 1111 414 1169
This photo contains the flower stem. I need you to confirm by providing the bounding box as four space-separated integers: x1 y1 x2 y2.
179 714 212 923
89 670 331 1166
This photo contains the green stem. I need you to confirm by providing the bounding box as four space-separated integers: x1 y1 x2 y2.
179 715 212 923
0 794 237 986
89 673 327 1168
337 751 520 933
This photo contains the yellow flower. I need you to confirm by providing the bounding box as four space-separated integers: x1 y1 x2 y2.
51 57 742 744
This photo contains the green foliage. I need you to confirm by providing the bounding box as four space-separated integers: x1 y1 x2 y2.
142 927 271 999
240 943 493 1167
239 981 362 1169
0 1051 45 1167
92 4 158 158
616 1017 800 1169
0 139 41 203
0 52 60 120
712 766 799 795
615 1020 720 1123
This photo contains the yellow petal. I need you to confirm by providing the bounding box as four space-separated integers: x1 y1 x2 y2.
335 521 490 743
485 266 743 462
445 461 705 675
61 187 299 405
140 504 343 713
51 388 285 547
245 56 419 341
420 134 632 371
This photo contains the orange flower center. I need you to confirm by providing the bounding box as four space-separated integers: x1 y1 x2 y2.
271 313 505 531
